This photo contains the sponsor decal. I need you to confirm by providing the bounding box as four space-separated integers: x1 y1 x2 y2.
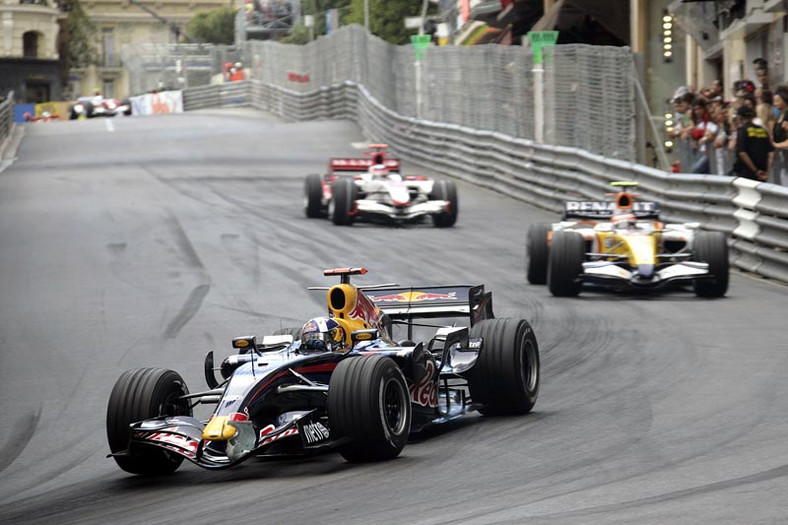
301 421 330 445
409 360 438 408
147 432 199 458
348 293 385 332
372 291 457 303
355 332 373 340
258 424 299 445
234 339 249 348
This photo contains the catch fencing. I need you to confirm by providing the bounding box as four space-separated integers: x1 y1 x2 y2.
0 91 14 158
127 25 635 161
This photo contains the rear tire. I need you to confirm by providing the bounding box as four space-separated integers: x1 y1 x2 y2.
547 231 585 297
330 177 357 226
526 223 552 284
430 180 458 228
328 356 411 462
304 174 324 218
106 367 192 475
467 318 539 415
692 231 729 297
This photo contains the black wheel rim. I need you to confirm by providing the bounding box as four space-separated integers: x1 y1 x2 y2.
381 377 407 435
519 335 538 394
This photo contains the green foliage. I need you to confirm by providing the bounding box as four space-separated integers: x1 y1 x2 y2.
344 0 424 44
280 25 313 45
65 0 98 68
187 7 237 45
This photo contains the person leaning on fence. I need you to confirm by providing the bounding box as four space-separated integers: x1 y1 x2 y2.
733 105 773 182
770 85 788 185
689 97 717 174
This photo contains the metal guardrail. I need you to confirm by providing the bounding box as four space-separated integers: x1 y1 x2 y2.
179 79 788 285
0 91 15 157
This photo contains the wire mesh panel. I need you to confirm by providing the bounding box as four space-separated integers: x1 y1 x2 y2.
124 25 634 160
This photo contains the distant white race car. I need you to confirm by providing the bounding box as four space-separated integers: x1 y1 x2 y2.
304 144 458 227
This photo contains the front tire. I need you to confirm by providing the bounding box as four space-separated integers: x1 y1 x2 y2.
430 180 458 227
328 356 411 462
304 174 325 218
693 231 729 297
468 318 539 415
330 177 358 226
547 231 585 297
106 367 192 475
526 223 552 284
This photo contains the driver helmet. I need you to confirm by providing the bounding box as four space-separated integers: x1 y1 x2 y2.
368 164 389 178
300 317 345 352
612 213 638 229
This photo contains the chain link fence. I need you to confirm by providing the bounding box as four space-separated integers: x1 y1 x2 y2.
123 25 635 160
122 43 243 96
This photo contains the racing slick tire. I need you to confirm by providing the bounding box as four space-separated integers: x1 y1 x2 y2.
692 231 729 298
328 356 411 462
106 367 192 476
430 180 458 228
467 318 539 415
547 231 585 297
304 174 325 218
329 177 358 226
526 222 552 285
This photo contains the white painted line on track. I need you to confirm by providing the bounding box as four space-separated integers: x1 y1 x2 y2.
105 119 115 132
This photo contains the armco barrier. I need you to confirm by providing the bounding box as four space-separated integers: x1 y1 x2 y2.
180 79 788 285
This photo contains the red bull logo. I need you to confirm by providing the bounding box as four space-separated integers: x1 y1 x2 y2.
372 291 457 303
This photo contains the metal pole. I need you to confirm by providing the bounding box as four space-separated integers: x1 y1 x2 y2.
364 0 369 31
419 0 428 35
415 59 422 119
534 65 544 143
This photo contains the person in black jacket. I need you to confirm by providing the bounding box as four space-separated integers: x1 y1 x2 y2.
733 105 774 181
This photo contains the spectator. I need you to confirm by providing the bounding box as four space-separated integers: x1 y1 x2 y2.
733 105 773 181
668 92 692 140
689 97 717 174
771 85 788 185
712 106 731 175
754 58 769 89
757 88 775 135
710 79 724 99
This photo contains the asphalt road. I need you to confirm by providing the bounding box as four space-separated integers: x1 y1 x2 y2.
0 110 786 524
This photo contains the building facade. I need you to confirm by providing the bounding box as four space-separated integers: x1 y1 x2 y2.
74 0 234 100
0 0 63 102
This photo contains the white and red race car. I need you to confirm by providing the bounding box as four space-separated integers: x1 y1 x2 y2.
304 144 458 227
69 95 131 120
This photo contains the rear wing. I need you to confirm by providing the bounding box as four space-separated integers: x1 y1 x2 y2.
329 158 400 172
563 201 661 220
364 285 493 325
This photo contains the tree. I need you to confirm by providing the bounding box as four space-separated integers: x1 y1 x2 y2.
280 25 313 45
187 7 236 45
63 0 98 69
344 0 428 45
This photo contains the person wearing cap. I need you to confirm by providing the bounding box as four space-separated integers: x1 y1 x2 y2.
733 104 773 181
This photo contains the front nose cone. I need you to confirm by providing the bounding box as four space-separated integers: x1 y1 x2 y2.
636 264 655 279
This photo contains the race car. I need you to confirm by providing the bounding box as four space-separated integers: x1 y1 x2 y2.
106 267 539 475
303 144 458 227
526 182 729 297
69 95 131 120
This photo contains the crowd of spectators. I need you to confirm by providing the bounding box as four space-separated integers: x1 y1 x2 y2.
669 57 788 185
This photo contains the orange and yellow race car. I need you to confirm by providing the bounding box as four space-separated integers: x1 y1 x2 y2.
526 182 729 297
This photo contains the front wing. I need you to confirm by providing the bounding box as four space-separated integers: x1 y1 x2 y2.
355 198 448 221
581 261 711 289
113 411 343 470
